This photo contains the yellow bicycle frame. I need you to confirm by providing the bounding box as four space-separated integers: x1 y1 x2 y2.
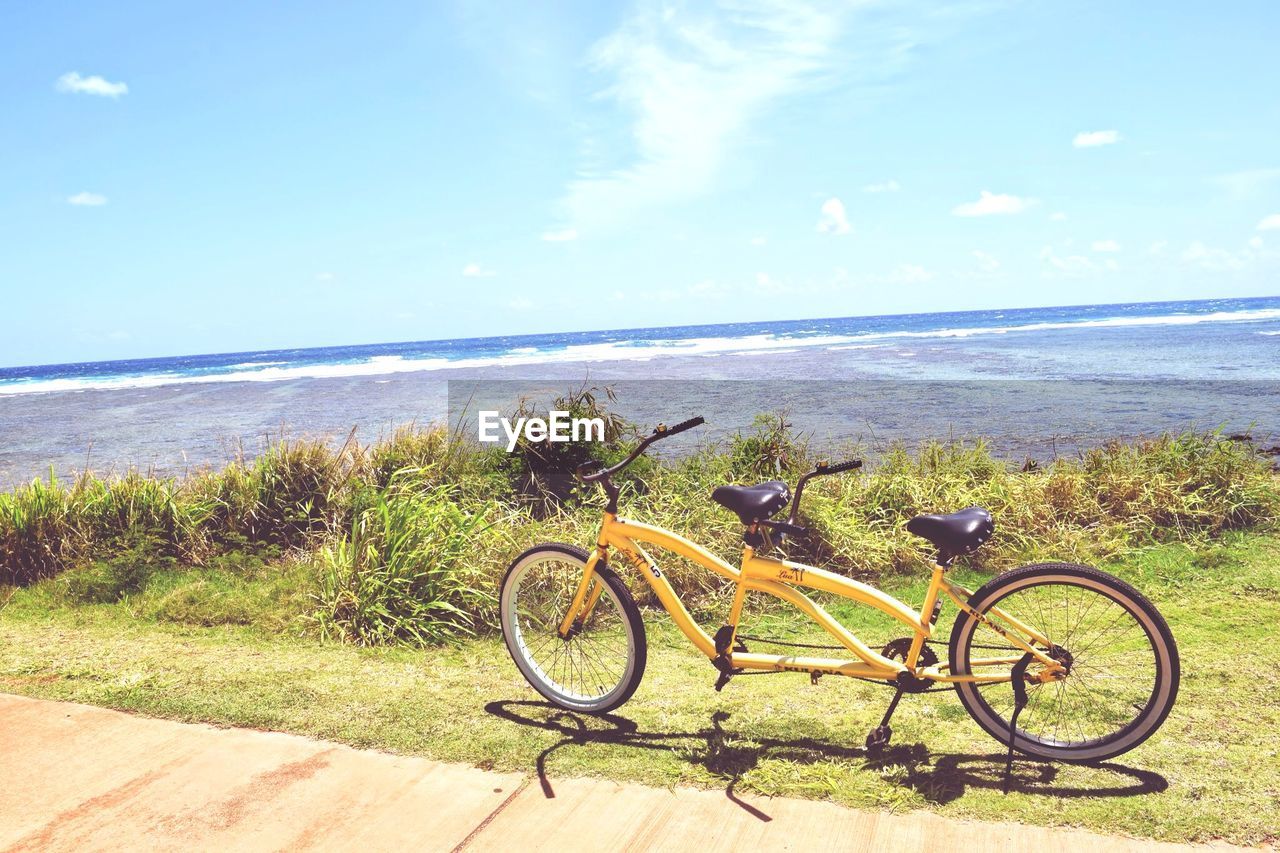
559 513 1063 685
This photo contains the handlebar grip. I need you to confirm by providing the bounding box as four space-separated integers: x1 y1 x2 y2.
817 459 863 474
655 415 705 438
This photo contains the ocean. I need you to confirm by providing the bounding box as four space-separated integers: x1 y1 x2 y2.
2 296 1278 485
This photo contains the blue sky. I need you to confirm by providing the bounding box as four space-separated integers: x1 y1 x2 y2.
2 1 1279 367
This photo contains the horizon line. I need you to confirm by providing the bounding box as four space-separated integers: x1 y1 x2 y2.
2 292 1276 373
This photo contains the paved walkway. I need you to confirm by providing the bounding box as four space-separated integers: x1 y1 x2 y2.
0 695 1251 852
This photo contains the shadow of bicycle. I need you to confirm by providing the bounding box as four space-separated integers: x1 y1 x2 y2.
484 700 1167 819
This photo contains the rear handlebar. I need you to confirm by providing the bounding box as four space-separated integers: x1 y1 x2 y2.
815 459 862 475
787 457 862 527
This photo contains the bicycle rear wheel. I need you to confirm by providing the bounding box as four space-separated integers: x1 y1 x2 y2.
500 543 646 713
949 563 1179 763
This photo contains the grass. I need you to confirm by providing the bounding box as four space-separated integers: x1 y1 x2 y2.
3 399 1277 606
1 396 1278 841
2 533 1279 844
313 478 502 645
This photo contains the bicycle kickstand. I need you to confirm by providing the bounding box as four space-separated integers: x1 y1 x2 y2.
1002 652 1034 794
865 688 905 753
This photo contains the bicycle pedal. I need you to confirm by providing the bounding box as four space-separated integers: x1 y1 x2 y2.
865 725 892 752
714 670 733 691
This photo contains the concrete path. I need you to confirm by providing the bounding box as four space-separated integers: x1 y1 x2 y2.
0 695 1250 852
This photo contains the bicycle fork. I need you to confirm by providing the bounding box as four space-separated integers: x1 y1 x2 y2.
556 546 608 639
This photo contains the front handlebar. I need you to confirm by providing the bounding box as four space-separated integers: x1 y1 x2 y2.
576 416 705 483
658 416 705 437
573 418 859 531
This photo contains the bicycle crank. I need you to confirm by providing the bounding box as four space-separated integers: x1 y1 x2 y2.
864 639 939 753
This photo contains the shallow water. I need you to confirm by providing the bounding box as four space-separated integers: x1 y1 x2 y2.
2 297 1278 485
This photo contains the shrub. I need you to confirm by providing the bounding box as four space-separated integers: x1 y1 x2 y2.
73 471 196 558
1082 432 1278 537
2 388 1277 646
0 474 75 585
60 531 177 604
496 385 650 513
728 412 813 481
246 437 356 545
313 479 500 645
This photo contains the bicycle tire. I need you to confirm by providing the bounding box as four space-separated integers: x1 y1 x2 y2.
949 562 1179 763
500 543 647 713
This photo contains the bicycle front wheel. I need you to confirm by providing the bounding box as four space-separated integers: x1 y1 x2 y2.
949 563 1179 763
500 543 646 713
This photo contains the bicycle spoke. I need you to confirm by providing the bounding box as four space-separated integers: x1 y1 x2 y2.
506 556 634 704
967 578 1160 748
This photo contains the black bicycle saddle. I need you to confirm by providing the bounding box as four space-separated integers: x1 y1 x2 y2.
906 506 994 557
711 481 791 525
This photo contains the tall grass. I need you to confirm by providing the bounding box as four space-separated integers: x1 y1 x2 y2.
313 479 502 645
1 395 1276 645
791 433 1280 579
0 474 76 584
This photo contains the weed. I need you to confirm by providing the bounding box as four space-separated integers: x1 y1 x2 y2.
1 394 1276 635
313 479 501 645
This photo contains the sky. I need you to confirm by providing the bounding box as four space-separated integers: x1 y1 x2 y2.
2 1 1279 367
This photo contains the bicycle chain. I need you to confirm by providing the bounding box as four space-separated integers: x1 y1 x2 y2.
736 633 1019 653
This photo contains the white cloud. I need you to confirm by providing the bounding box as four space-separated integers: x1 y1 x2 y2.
750 236 767 246
315 272 335 282
1248 236 1264 250
541 227 578 242
754 270 795 294
560 2 849 230
1213 169 1280 200
1092 239 1121 252
508 297 533 311
1049 211 1068 222
972 250 1000 272
1040 245 1094 274
1257 214 1280 231
1181 241 1250 271
1073 129 1120 148
56 72 128 98
816 196 851 234
1149 240 1168 255
862 179 900 193
462 262 496 278
891 264 932 283
556 2 994 231
67 191 107 206
689 278 729 297
952 190 1034 217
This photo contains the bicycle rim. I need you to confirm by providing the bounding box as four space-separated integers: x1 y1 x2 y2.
956 569 1175 760
502 549 639 711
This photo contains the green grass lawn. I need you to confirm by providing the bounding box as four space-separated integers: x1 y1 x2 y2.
3 534 1279 845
